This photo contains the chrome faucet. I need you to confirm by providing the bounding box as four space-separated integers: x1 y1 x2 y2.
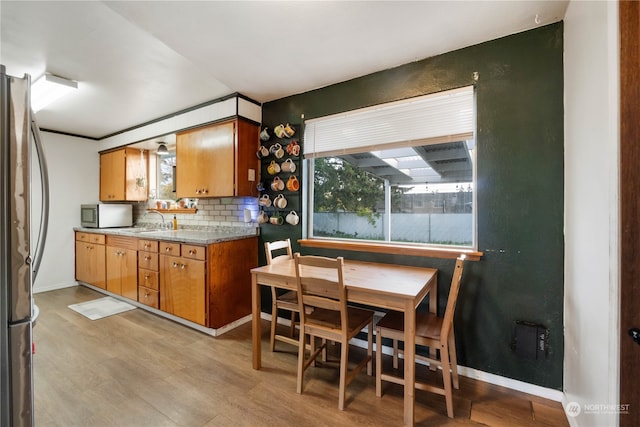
148 211 172 229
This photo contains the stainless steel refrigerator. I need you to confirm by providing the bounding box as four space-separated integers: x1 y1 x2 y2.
0 65 50 426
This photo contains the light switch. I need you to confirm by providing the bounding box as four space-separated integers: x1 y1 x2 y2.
248 169 255 181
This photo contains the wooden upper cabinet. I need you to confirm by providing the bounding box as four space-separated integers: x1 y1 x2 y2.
176 118 259 198
100 147 148 201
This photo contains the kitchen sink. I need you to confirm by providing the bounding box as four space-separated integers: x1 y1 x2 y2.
125 228 169 233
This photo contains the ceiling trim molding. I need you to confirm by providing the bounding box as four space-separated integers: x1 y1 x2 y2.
39 128 100 141
97 92 261 141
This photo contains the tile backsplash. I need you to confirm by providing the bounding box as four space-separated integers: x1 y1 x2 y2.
133 197 259 229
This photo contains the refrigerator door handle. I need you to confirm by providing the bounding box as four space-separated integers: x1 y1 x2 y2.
30 115 49 282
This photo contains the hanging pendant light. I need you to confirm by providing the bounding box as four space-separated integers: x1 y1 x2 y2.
157 141 169 155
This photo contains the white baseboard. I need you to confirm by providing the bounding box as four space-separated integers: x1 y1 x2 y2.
265 312 564 403
80 283 250 336
33 281 78 294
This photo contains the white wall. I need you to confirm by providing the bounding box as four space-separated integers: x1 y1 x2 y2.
564 1 619 425
33 132 99 292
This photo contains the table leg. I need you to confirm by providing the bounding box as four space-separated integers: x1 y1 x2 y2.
252 273 261 370
429 272 438 369
429 272 438 315
403 303 416 426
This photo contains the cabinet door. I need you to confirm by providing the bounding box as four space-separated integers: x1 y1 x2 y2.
176 121 235 198
92 244 106 290
75 241 106 289
106 246 123 295
100 150 125 201
106 247 138 299
235 119 259 197
124 148 148 201
160 255 206 325
120 248 138 300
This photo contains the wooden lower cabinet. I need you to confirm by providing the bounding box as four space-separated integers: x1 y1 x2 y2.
106 236 138 300
159 237 258 328
75 232 106 289
160 252 206 325
75 231 257 330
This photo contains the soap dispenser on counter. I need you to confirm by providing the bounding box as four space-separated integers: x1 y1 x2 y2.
172 214 178 230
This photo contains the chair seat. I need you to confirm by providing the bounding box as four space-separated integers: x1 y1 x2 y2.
377 310 443 341
307 306 374 334
276 290 299 311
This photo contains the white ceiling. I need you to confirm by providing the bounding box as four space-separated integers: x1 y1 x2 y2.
1 1 568 140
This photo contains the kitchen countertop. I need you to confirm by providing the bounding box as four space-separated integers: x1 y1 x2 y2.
74 225 259 245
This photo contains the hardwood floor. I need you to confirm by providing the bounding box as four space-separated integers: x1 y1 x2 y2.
34 286 568 426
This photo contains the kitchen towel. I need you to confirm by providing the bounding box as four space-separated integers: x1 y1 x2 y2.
68 296 136 320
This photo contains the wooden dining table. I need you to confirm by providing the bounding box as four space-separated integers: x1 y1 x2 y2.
251 258 438 426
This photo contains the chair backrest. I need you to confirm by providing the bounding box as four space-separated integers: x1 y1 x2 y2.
265 239 293 265
294 253 347 335
440 255 466 340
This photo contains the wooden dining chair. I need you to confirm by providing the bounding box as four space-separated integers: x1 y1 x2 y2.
375 254 466 418
294 253 374 410
264 239 298 352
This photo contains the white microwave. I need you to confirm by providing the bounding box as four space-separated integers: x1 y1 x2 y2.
81 204 133 228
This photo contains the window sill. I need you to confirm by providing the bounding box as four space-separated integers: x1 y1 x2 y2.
298 239 483 261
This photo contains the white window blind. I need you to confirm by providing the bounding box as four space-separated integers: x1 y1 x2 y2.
303 86 475 158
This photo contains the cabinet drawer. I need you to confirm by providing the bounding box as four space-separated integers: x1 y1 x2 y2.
182 244 205 261
160 242 181 256
138 252 159 271
138 269 159 290
76 232 105 244
138 239 159 252
138 286 159 309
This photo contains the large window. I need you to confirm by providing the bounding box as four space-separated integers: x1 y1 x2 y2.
304 86 476 249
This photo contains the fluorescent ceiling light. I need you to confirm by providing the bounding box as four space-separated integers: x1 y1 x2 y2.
31 73 78 112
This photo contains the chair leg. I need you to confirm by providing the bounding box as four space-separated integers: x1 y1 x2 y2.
440 342 454 418
448 331 459 390
270 301 278 352
392 339 399 369
367 319 373 376
289 311 296 338
311 336 316 367
338 340 349 410
296 330 306 394
376 326 383 397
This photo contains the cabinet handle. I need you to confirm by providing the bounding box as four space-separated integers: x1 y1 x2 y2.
144 243 150 249
195 189 200 194
144 274 150 280
145 291 150 298
165 247 171 252
173 262 179 268
189 249 196 255
144 256 151 261
181 263 186 269
201 188 207 194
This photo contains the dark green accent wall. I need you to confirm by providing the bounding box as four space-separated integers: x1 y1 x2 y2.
261 23 564 390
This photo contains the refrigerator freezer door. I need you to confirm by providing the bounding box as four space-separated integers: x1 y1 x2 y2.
6 72 32 324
